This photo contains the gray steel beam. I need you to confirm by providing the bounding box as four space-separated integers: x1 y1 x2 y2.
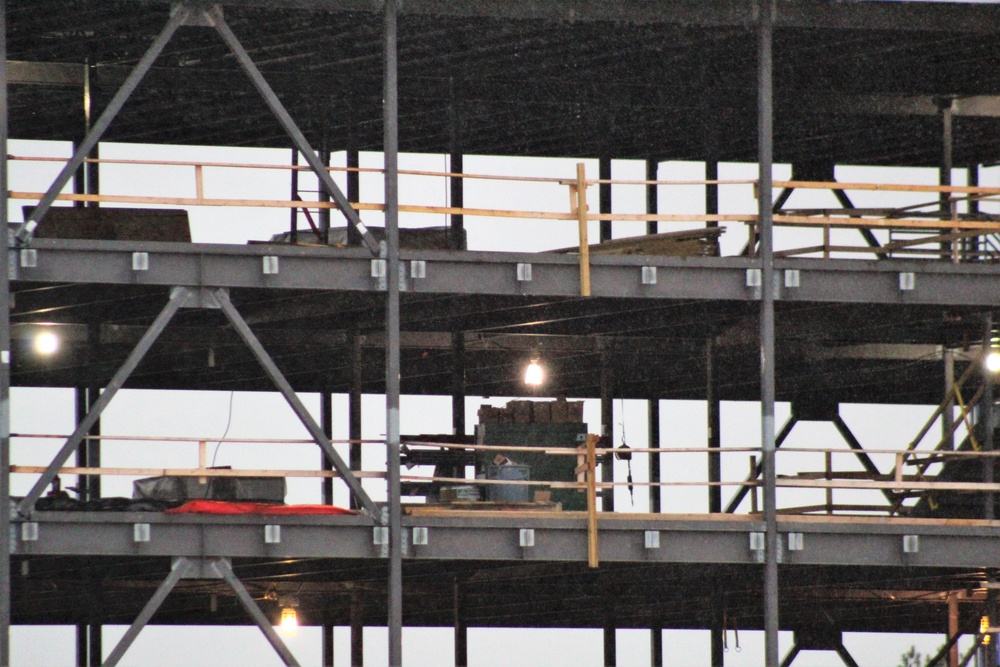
13 4 190 245
650 624 663 667
214 558 301 667
321 389 334 505
120 0 1000 33
17 287 192 516
757 0 779 664
646 158 658 236
384 0 404 662
207 5 380 257
103 557 194 667
19 241 1000 306
351 590 364 667
350 329 363 511
214 288 380 519
0 2 9 662
22 511 1000 567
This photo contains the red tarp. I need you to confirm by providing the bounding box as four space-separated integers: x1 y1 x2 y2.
165 500 357 515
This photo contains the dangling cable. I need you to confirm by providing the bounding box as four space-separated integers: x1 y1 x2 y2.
615 398 634 504
210 391 236 467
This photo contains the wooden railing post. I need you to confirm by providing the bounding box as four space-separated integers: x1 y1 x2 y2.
575 163 592 297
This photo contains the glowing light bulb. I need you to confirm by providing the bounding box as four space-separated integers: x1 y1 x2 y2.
34 330 58 355
279 607 298 635
524 359 544 386
987 352 1000 373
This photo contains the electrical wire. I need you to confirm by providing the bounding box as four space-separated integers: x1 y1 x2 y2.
210 391 237 468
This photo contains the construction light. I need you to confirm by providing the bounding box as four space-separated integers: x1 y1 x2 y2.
278 606 298 635
524 358 544 386
34 330 58 356
987 352 1000 373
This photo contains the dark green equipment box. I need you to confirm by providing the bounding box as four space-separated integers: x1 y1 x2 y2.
476 422 589 510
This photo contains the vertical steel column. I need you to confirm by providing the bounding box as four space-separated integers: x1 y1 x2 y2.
453 578 467 667
706 160 719 228
350 330 363 510
650 624 663 667
646 158 658 236
290 149 300 243
599 157 612 242
351 591 364 667
707 337 721 513
940 100 955 259
710 585 724 667
600 345 615 512
450 152 464 250
383 0 404 664
944 349 955 450
0 5 10 660
757 0 780 664
603 620 616 667
970 164 981 259
452 330 465 437
347 146 361 246
984 314 995 521
322 624 334 667
321 389 333 505
648 399 661 513
319 144 331 245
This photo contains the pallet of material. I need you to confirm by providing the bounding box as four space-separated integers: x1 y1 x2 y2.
553 227 723 257
478 398 584 424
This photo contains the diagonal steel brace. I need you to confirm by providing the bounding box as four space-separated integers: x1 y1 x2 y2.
213 559 301 667
205 5 381 257
214 288 381 520
18 287 193 516
14 4 191 245
103 557 195 667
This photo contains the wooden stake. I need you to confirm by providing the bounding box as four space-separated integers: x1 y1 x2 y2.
198 440 207 484
575 163 592 297
587 434 599 568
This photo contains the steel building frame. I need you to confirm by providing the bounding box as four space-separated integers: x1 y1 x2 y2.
5 1 1000 666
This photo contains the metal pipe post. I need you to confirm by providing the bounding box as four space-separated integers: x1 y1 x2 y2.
984 314 995 521
0 4 10 662
603 620 617 667
757 0 780 663
322 624 334 667
648 399 661 513
646 158 658 236
383 0 404 663
600 157 612 242
944 349 955 450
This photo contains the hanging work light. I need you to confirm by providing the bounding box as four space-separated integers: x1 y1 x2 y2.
524 357 544 386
